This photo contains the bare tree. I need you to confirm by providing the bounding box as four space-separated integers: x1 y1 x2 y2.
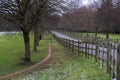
32 0 65 51
93 0 114 39
0 0 56 62
0 0 67 62
33 0 48 52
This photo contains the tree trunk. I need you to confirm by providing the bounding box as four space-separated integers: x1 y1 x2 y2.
106 18 110 40
23 31 31 62
106 32 109 40
37 33 42 44
95 26 98 40
39 33 42 40
33 27 39 52
37 31 42 45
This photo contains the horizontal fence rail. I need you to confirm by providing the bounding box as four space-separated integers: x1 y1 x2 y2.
51 31 120 80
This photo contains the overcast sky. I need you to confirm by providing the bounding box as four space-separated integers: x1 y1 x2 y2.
81 0 99 6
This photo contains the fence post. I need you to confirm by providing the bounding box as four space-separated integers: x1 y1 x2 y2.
72 40 74 53
98 49 100 65
68 39 70 50
78 41 80 57
69 39 71 51
66 39 68 48
85 41 87 59
63 39 65 47
107 40 111 74
102 44 104 68
117 43 120 80
87 43 89 60
109 43 113 76
82 42 84 59
112 44 116 79
91 43 93 61
95 41 98 63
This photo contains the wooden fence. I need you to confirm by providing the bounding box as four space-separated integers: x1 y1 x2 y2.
52 33 120 80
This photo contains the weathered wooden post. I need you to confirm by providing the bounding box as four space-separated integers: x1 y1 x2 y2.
69 39 71 51
82 42 84 59
78 41 80 57
90 40 93 61
102 44 104 68
66 39 68 48
63 39 65 47
85 41 87 59
95 40 98 63
85 35 88 59
62 39 63 45
98 49 100 65
117 43 120 80
61 38 63 45
112 44 116 79
72 40 74 53
67 39 69 49
109 43 113 75
107 40 111 74
87 43 90 60
66 39 67 48
69 39 70 50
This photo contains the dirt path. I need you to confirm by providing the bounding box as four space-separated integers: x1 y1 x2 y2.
0 44 52 80
13 39 110 80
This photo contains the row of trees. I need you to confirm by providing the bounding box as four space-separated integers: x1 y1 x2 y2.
0 0 66 63
0 0 120 62
57 0 120 39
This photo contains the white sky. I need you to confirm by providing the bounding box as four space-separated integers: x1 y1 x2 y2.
82 0 90 6
81 0 98 6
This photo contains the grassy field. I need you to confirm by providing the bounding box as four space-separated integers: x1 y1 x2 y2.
98 33 120 39
83 32 120 39
61 31 120 42
0 32 48 76
13 37 110 80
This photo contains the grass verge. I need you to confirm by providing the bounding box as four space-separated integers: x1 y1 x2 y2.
13 36 110 80
0 32 48 76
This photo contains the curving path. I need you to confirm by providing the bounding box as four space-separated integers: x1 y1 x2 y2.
0 44 52 80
